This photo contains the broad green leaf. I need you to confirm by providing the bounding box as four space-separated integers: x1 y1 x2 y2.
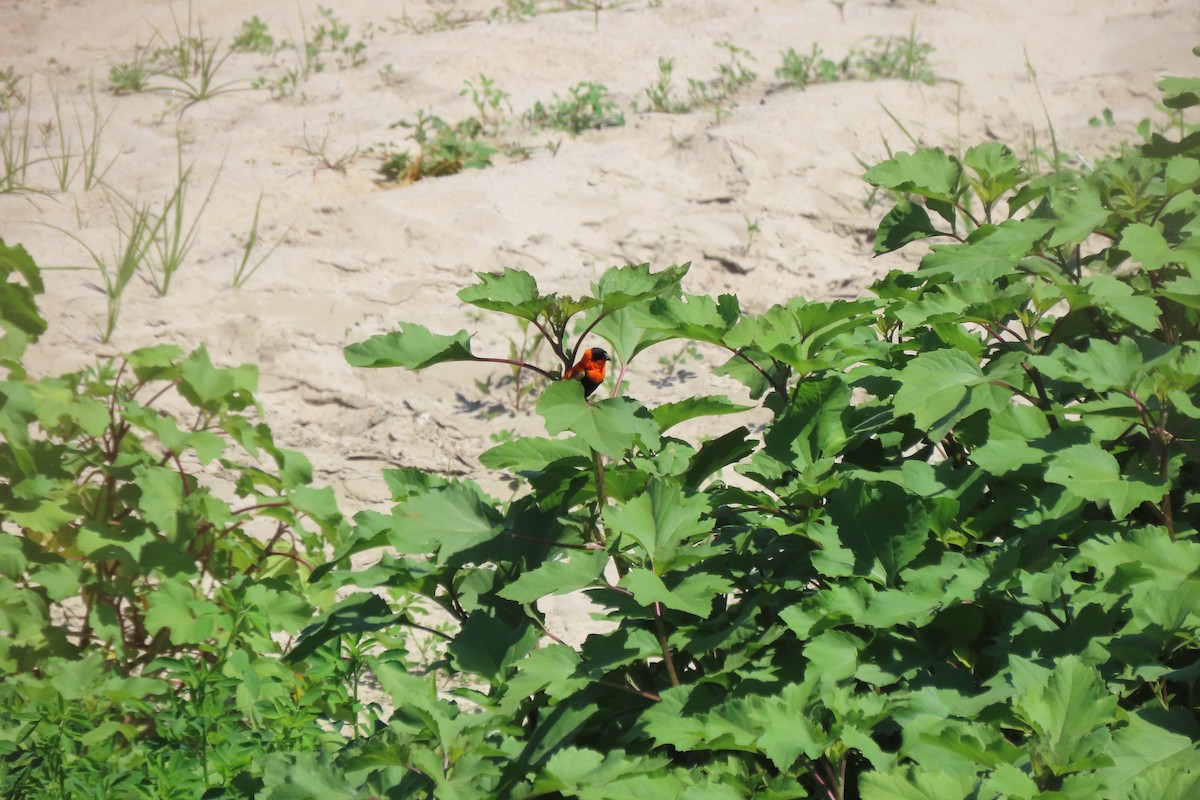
873 200 944 255
620 568 731 617
1011 654 1121 777
602 479 714 571
650 395 752 433
917 218 1054 282
144 578 226 645
537 380 660 458
803 629 864 685
864 148 962 226
457 267 553 320
387 482 503 563
178 347 235 405
497 549 608 603
1076 273 1161 331
0 237 45 293
1045 443 1168 518
1121 222 1175 269
636 293 741 345
892 347 988 436
1047 181 1109 247
860 767 977 800
1096 710 1200 799
592 261 688 312
479 435 591 470
683 426 757 489
344 324 476 369
286 593 398 662
448 609 540 682
825 479 929 585
1160 76 1200 109
963 141 1027 204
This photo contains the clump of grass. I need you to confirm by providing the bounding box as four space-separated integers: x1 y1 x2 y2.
146 146 218 296
0 86 40 195
523 81 625 134
231 192 286 287
298 122 359 173
461 74 512 137
43 82 117 192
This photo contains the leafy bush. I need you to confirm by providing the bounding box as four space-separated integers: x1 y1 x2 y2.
379 111 497 183
288 72 1200 798
0 238 358 795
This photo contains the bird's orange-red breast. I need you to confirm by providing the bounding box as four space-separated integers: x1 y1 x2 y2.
563 347 609 398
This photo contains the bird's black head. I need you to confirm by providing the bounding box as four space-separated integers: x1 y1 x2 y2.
589 348 609 362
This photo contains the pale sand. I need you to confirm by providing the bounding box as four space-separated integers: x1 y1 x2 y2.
4 0 1197 642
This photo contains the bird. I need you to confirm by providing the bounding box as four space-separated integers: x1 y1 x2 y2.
563 347 609 398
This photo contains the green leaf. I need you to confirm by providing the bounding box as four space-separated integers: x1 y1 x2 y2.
963 141 1027 204
620 568 731 617
457 267 554 321
1159 76 1200 109
1121 222 1175 269
0 237 45 293
825 479 929 585
286 593 398 662
602 479 714 572
448 609 540 681
1045 443 1168 518
537 380 660 458
860 767 977 800
892 347 991 436
388 482 503 563
864 148 963 225
497 549 608 604
917 218 1054 282
873 200 944 255
650 395 752 433
344 324 476 369
637 292 741 345
1011 654 1121 777
1077 273 1161 331
479 436 591 470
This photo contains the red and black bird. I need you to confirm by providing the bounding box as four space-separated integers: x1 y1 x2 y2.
563 347 609 398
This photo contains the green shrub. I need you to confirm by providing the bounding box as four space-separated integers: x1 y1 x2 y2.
288 71 1200 797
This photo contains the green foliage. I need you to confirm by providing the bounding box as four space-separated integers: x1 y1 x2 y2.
291 71 1200 797
0 252 362 794
231 16 276 55
524 81 626 135
379 110 497 183
777 26 936 90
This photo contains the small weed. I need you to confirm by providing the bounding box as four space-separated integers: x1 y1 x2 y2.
776 25 936 90
0 93 39 195
392 8 480 33
686 41 757 120
854 23 935 83
153 7 249 106
776 43 846 88
489 0 540 22
43 82 116 192
0 66 24 110
379 111 496 183
107 38 158 94
146 146 218 296
299 122 359 173
523 81 625 135
378 63 400 86
231 16 275 54
232 192 286 287
742 216 761 254
461 74 512 136
641 57 690 113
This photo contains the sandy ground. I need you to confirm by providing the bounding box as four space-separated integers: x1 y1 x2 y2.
4 0 1198 642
